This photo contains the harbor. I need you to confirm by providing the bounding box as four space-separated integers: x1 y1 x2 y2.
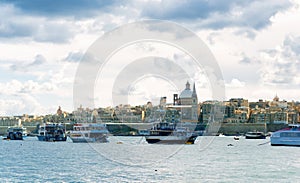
1 135 299 182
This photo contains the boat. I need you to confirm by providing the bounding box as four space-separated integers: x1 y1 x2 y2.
69 123 109 143
271 124 300 146
145 122 198 144
218 133 226 137
234 136 240 140
245 131 266 139
37 123 67 142
5 126 27 140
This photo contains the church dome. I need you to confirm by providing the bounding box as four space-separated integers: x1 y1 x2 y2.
179 81 193 99
180 89 193 98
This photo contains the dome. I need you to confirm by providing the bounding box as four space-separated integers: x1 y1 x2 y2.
180 89 193 98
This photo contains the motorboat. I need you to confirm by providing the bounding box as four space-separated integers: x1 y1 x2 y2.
5 126 27 140
245 131 266 139
37 123 67 142
271 124 300 146
234 136 240 140
69 123 109 143
145 122 198 144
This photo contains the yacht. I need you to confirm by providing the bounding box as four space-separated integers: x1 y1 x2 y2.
145 122 198 144
37 123 67 142
271 124 300 146
69 123 109 143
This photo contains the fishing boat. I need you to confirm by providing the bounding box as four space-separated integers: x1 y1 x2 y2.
145 122 198 144
37 123 67 142
69 123 109 143
5 126 27 140
245 131 266 139
271 124 300 146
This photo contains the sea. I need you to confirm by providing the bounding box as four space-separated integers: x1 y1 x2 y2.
1 136 300 182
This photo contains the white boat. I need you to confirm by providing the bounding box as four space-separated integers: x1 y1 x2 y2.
271 124 300 146
145 122 198 144
69 123 109 143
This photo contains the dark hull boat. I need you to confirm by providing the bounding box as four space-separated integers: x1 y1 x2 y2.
37 123 67 142
145 122 198 144
5 127 27 140
245 131 266 139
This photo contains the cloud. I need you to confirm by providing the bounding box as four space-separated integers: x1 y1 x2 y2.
0 79 56 95
139 0 292 30
0 0 117 18
0 4 78 43
226 78 245 88
260 34 300 86
64 51 84 63
10 54 46 72
239 53 260 64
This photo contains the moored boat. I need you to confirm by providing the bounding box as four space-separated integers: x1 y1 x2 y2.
245 131 266 139
69 123 109 143
37 123 67 142
271 124 300 146
6 126 27 140
145 122 198 144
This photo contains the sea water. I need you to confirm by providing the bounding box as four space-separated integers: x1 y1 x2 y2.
1 136 300 182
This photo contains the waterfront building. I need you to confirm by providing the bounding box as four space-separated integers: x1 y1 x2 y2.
199 101 225 123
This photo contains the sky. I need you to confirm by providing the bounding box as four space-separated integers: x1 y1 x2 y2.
0 0 300 116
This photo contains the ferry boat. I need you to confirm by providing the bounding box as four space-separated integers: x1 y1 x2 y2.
271 124 300 146
69 123 109 143
6 126 27 140
245 131 266 139
145 122 198 144
37 123 67 142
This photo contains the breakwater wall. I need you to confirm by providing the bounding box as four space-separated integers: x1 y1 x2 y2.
0 122 289 136
205 123 288 136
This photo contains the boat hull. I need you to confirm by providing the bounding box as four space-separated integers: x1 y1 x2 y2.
245 132 266 139
271 129 300 146
271 137 300 146
7 132 23 140
70 136 108 143
37 135 67 142
145 135 197 144
245 136 266 139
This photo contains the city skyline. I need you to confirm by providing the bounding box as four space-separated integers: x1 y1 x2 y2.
1 1 300 116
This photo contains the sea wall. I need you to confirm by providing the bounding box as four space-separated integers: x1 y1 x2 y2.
207 123 288 135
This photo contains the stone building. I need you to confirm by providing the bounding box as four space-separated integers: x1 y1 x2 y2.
178 81 198 120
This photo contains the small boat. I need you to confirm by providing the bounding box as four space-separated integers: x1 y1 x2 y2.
69 123 109 143
5 126 28 140
271 124 300 146
234 136 240 140
37 123 67 142
218 133 226 137
245 131 266 139
145 122 198 144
